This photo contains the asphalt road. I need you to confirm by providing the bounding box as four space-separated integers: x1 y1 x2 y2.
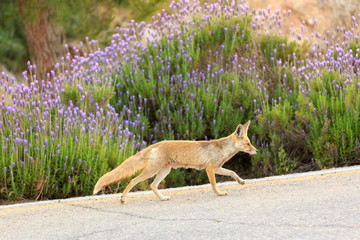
1 166 360 240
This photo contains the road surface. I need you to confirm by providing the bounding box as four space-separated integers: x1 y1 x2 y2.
1 166 360 239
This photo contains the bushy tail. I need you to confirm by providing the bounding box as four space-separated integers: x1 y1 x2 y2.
93 153 146 195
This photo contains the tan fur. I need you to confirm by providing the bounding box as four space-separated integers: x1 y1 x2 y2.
93 121 257 203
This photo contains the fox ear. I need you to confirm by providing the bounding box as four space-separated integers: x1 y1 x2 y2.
243 120 251 133
235 121 251 138
235 124 244 137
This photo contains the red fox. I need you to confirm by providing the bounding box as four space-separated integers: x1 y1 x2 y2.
93 120 257 203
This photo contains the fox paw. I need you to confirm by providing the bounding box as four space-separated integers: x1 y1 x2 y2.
217 191 228 196
160 196 171 201
120 198 126 204
237 178 246 185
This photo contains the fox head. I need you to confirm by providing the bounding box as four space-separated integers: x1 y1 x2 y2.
233 120 258 155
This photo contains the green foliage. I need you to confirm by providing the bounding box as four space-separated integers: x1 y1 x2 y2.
62 81 114 112
0 0 115 75
0 0 29 73
255 53 360 175
274 145 297 174
258 35 309 66
58 0 114 46
0 63 143 200
128 0 165 21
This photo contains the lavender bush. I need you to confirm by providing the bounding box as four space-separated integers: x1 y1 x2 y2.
1 0 360 201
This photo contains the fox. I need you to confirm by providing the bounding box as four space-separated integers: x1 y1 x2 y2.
93 120 257 203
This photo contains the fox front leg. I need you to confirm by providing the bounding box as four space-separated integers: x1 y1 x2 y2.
206 167 228 196
215 167 245 185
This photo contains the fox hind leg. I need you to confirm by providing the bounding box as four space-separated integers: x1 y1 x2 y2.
150 166 171 201
120 168 157 204
206 167 228 196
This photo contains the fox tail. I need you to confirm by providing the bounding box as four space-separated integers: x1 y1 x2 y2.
93 153 146 195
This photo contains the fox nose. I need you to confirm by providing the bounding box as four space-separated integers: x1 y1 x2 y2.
252 147 258 154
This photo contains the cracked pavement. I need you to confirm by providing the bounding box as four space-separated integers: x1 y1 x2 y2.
1 166 360 239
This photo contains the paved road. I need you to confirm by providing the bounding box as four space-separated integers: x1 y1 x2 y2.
1 166 360 240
